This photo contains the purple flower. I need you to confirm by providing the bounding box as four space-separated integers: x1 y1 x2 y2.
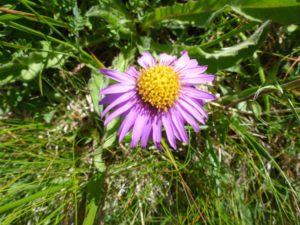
99 51 216 149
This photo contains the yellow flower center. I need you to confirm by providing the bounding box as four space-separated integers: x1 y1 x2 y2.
137 65 181 111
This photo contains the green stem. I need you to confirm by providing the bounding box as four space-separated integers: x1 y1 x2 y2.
7 21 97 65
254 52 270 114
199 22 257 49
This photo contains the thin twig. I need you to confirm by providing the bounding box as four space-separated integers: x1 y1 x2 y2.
0 8 35 18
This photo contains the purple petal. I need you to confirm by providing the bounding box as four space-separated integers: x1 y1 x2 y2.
179 66 208 78
175 104 200 132
162 113 176 149
181 95 208 118
100 83 135 95
137 52 156 68
118 108 138 142
152 115 162 147
186 59 199 68
170 108 188 144
101 91 136 118
104 100 136 125
178 98 205 124
130 111 149 148
181 87 216 101
173 51 190 72
141 120 152 148
99 93 123 105
159 53 177 66
171 118 181 141
100 69 135 83
181 74 215 85
126 66 139 78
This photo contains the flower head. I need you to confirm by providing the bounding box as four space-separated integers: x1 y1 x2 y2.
99 51 216 149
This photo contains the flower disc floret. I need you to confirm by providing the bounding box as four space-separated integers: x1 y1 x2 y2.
137 65 180 111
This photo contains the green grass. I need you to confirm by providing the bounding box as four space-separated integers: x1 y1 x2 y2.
0 0 300 224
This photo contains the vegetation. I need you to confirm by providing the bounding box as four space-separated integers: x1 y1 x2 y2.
0 0 299 224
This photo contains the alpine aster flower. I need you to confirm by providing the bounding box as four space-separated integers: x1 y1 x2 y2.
99 51 216 149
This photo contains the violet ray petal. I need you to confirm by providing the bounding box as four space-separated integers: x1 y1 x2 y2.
181 95 208 118
100 69 135 83
137 51 156 68
100 83 135 95
99 93 123 105
175 104 200 132
141 120 152 148
155 142 162 150
104 100 136 125
181 87 216 100
170 108 188 143
152 115 162 146
101 91 136 118
126 66 139 78
186 59 199 68
173 51 190 72
170 115 181 141
181 75 215 85
130 111 149 148
118 108 138 142
179 66 208 78
159 53 177 66
162 113 176 149
179 99 205 125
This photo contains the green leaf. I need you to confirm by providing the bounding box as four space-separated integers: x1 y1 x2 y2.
249 100 267 124
94 147 106 173
0 41 70 85
88 67 106 115
150 21 270 73
141 0 229 29
20 62 43 80
112 46 136 71
83 173 106 225
182 21 270 72
141 0 300 30
86 5 133 35
232 0 300 25
101 117 119 149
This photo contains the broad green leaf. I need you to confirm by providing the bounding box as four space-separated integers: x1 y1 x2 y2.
141 0 229 29
101 117 119 149
86 5 133 35
141 0 300 30
94 147 106 173
112 46 136 71
88 67 106 115
0 41 70 85
20 62 43 80
83 173 106 225
232 0 300 25
183 21 270 72
0 62 23 85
